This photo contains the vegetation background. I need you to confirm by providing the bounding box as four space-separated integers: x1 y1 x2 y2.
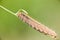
0 0 60 40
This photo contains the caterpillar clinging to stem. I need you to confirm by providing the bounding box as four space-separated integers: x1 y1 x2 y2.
0 5 58 39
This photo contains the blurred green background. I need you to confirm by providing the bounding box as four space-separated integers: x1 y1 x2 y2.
0 0 60 40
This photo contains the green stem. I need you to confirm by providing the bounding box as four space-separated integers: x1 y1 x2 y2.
0 5 17 16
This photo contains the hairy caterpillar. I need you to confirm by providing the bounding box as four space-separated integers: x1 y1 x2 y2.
0 5 58 39
17 10 57 39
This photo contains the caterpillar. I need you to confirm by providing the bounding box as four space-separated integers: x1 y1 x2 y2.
17 10 57 39
0 5 58 39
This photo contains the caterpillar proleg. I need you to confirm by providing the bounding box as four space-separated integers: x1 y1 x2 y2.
17 10 57 39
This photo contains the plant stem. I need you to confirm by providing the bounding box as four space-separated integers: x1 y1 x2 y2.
0 5 17 16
